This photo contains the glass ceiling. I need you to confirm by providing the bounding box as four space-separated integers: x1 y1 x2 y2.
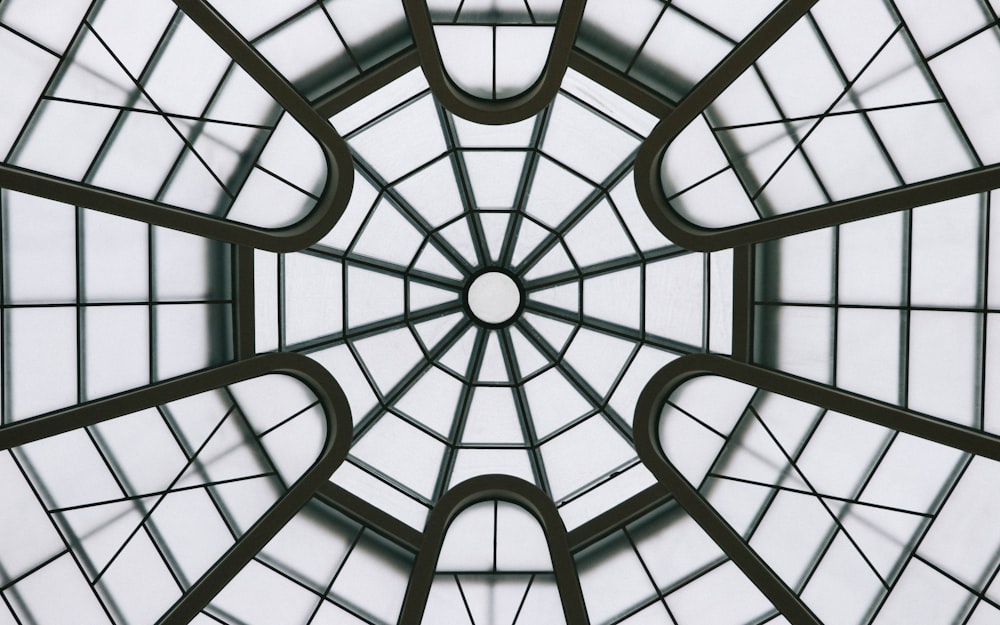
2 0 1000 624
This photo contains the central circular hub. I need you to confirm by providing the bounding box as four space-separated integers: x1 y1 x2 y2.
466 270 522 326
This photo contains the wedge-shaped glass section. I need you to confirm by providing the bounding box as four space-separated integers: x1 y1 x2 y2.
424 499 565 623
0 371 330 625
575 503 782 625
657 0 994 232
755 190 999 432
0 189 231 424
648 366 1000 624
205 500 415 625
0 0 333 232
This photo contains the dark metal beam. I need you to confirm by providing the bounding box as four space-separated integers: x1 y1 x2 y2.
314 481 423 553
402 0 586 124
566 484 672 552
635 353 1000 624
0 353 353 625
567 50 676 119
311 47 421 119
399 475 589 624
639 162 1000 252
633 356 822 625
232 245 255 360
731 245 755 362
634 0 820 249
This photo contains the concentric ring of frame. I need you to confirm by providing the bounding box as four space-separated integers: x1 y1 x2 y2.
4 0 1000 623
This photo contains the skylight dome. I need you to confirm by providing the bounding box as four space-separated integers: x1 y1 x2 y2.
2 0 1000 624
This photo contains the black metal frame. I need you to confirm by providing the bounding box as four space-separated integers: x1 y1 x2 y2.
2 0 1000 622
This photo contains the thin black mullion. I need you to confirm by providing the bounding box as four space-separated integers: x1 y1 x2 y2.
350 318 473 438
3 0 100 163
433 328 489 502
0 588 26 625
523 245 685 298
513 154 636 276
304 525 364 625
454 575 477 625
83 20 236 200
623 2 670 75
343 456 434 506
711 98 945 132
316 1 363 73
510 574 535 625
498 327 551 496
865 453 974 622
79 422 189 593
7 450 122 625
297 302 463 353
499 105 551 268
305 246 465 291
0 22 60 57
886 0 986 167
804 12 905 188
438 107 489 268
980 191 991 431
748 23 905 204
91 403 237 584
348 157 475 276
707 474 933 519
40 94 275 129
623 526 681 625
523 300 693 355
515 316 635 443
47 472 277 515
960 548 1000 625
224 385 289 491
747 405 890 589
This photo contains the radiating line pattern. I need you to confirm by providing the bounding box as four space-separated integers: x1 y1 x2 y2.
1 0 1000 624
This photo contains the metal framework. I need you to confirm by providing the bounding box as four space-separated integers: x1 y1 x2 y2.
1 0 999 623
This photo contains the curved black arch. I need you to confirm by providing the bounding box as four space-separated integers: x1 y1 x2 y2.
402 0 586 125
0 0 355 254
634 353 1000 625
0 352 353 625
399 474 589 624
633 0 818 251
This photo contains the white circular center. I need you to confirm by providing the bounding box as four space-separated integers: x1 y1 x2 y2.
467 271 521 325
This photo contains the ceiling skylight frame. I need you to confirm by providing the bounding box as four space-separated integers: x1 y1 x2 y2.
2 0 1000 623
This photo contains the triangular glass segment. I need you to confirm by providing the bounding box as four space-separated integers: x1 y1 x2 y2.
49 28 158 112
528 283 579 315
438 326 479 378
478 212 511 262
396 366 463 437
477 330 510 384
509 326 551 379
439 217 480 267
521 312 575 354
414 312 466 352
409 281 460 312
413 242 465 281
523 243 576 282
